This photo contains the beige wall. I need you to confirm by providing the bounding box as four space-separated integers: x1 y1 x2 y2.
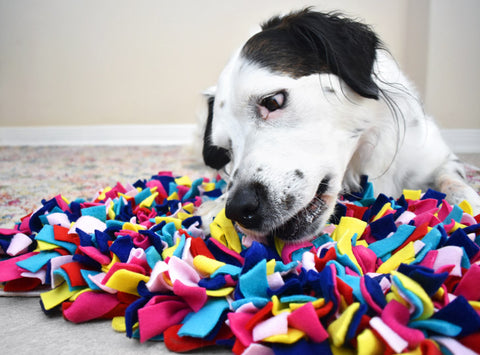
0 0 478 129
424 0 480 129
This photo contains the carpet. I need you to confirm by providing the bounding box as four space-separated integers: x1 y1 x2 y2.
1 146 480 354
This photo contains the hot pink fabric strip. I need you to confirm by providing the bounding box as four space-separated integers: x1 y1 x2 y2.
288 302 329 343
381 299 425 348
138 295 192 343
63 291 120 323
0 252 38 282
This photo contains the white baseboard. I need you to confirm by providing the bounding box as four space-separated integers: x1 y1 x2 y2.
0 124 197 146
1 125 479 153
440 129 480 154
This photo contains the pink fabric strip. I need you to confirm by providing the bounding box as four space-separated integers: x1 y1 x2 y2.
173 280 207 312
352 245 377 274
78 245 111 265
63 291 120 323
138 297 191 343
0 252 38 282
288 302 329 342
0 228 18 235
55 194 71 212
281 240 313 264
381 300 425 348
454 263 480 300
227 311 255 347
418 250 438 269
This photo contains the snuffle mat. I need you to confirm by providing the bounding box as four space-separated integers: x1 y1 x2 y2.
1 171 480 355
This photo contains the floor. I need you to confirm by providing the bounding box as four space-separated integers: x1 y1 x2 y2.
1 146 480 354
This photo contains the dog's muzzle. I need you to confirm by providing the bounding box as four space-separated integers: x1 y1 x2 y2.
225 176 332 241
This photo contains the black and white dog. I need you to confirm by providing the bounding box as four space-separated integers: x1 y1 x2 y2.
200 9 480 243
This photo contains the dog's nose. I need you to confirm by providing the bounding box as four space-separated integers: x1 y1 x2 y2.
225 183 263 229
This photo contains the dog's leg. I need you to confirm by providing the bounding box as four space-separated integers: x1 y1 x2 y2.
435 155 480 215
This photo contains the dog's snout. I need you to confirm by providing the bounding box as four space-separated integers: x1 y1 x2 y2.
225 182 265 229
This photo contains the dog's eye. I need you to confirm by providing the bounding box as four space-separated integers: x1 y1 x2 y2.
260 92 286 112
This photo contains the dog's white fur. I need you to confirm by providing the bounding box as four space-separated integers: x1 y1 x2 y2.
199 13 480 243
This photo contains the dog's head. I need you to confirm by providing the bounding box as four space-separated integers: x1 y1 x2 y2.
203 9 382 242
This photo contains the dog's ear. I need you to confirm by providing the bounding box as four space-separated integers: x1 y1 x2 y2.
313 12 381 99
202 94 231 170
250 9 380 99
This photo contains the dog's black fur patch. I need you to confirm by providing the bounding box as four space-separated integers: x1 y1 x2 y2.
241 9 381 99
202 96 231 170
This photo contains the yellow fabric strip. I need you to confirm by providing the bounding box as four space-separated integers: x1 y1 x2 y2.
36 240 59 251
112 316 127 332
193 255 226 275
122 222 147 232
102 254 120 273
372 203 393 222
209 208 242 253
266 259 276 275
391 271 434 320
357 328 385 355
153 217 182 229
104 269 150 296
206 287 235 297
289 298 325 311
403 189 422 201
40 281 80 310
174 176 192 187
262 328 305 344
139 192 158 208
459 200 473 215
332 217 366 275
331 216 367 243
376 242 415 274
272 295 290 315
167 192 179 201
202 182 216 192
327 302 360 347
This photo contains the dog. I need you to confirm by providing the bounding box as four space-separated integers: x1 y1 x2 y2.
199 8 480 243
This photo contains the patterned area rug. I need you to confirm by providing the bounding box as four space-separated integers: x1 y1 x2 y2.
2 146 479 229
0 146 212 228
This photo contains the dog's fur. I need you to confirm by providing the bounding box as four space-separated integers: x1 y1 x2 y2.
199 9 480 243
